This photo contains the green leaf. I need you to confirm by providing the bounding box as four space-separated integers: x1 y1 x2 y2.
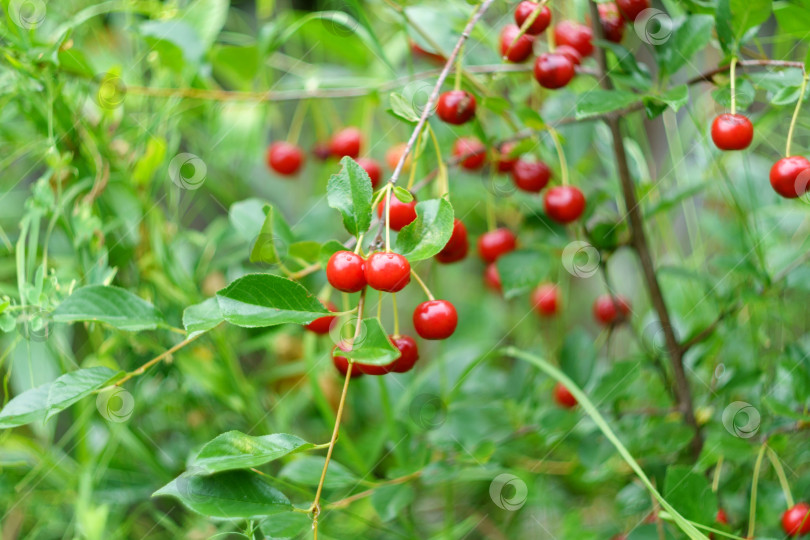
516 106 545 130
655 85 690 111
775 1 810 38
332 318 400 366
658 15 714 76
371 483 415 522
132 137 167 186
191 431 315 474
183 0 228 48
216 274 328 328
394 198 454 261
46 367 119 420
559 330 596 388
481 96 510 114
600 41 653 91
319 240 348 267
182 298 223 338
327 157 374 236
260 513 312 539
727 0 772 41
495 250 553 299
393 186 413 203
288 241 322 263
52 285 163 331
0 383 52 428
279 456 359 489
576 90 639 119
250 205 281 264
389 93 420 123
664 465 717 524
711 79 755 110
153 470 291 518
140 21 204 68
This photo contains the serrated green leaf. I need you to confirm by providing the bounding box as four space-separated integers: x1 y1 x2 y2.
658 15 714 76
52 286 163 331
495 250 553 299
389 93 420 123
182 298 223 338
327 157 374 236
332 318 400 366
191 431 315 474
394 198 454 261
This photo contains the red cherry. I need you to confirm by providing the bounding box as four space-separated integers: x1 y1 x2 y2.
534 52 576 89
782 503 810 536
364 252 411 292
410 40 445 64
593 294 632 326
484 263 502 292
531 283 559 316
304 301 338 334
413 300 458 340
477 228 517 263
267 142 304 176
435 219 469 264
437 90 477 125
555 45 582 65
377 195 418 231
386 143 411 172
355 337 404 375
770 156 810 198
500 24 535 63
598 2 625 43
312 142 332 161
711 114 754 151
497 142 519 173
544 186 586 224
453 137 487 170
553 382 577 408
332 343 363 378
716 509 728 525
355 157 382 188
616 0 650 21
329 127 362 158
554 20 594 57
514 2 552 35
389 335 420 373
512 159 551 192
326 251 366 293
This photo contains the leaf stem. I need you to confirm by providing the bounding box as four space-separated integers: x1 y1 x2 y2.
548 128 568 186
786 73 808 157
748 443 768 539
766 447 794 508
410 269 435 301
287 99 310 146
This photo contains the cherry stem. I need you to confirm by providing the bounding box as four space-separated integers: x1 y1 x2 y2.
485 192 497 232
454 44 464 92
729 56 737 115
384 185 392 252
785 73 808 157
549 128 569 186
766 447 795 508
287 98 309 145
747 442 767 539
353 233 364 255
410 269 435 301
407 130 424 191
113 333 200 387
711 455 723 492
392 292 399 335
507 0 550 59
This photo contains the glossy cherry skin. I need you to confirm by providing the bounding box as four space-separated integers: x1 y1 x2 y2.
500 24 535 63
413 300 458 340
329 127 362 158
783 503 810 536
364 252 411 292
616 0 650 21
593 294 632 325
377 195 417 231
453 137 487 170
531 283 559 316
410 40 445 63
554 20 594 57
497 142 519 173
304 301 337 334
386 143 411 172
389 335 420 373
435 219 469 264
553 382 577 408
512 159 551 192
711 114 754 151
484 263 502 292
514 2 552 35
356 157 382 188
326 251 366 293
770 156 810 198
332 343 363 378
267 142 304 176
544 186 586 224
437 90 477 125
598 3 625 43
555 44 582 65
477 228 517 263
534 53 576 89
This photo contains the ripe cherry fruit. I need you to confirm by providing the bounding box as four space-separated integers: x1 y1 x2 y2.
329 127 362 158
497 142 519 173
484 263 502 292
553 382 577 408
782 502 810 536
554 20 594 57
365 252 411 292
711 114 754 151
413 300 458 340
616 0 650 21
437 90 477 125
435 218 469 264
410 40 445 64
267 142 304 176
377 195 418 231
544 186 586 224
500 24 535 63
531 283 559 316
514 1 552 35
478 228 517 263
453 137 487 170
304 301 337 334
598 3 625 43
512 159 551 192
326 251 366 293
356 157 382 188
593 294 632 326
534 53 576 89
770 155 810 198
332 343 363 378
389 335 420 373
555 45 582 66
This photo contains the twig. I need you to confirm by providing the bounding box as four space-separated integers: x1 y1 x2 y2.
324 470 422 509
114 333 201 387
